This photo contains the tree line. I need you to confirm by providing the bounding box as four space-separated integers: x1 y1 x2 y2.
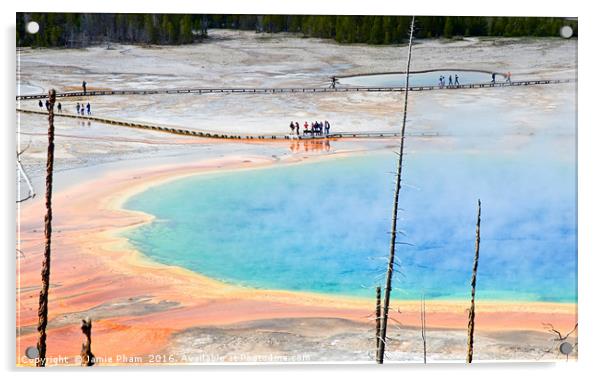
17 13 195 47
17 13 577 48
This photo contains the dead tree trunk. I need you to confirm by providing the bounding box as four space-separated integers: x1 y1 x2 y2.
421 295 427 364
80 318 95 366
375 286 382 361
466 199 481 363
377 16 415 364
17 143 35 203
36 89 56 367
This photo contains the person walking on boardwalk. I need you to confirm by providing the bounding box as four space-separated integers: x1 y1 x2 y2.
45 100 50 111
330 76 337 89
76 102 81 114
325 120 331 136
38 100 43 109
506 72 512 84
304 121 309 131
82 80 87 94
295 122 300 135
491 72 496 84
57 102 62 113
86 102 91 115
289 121 295 134
454 74 460 87
448 75 453 87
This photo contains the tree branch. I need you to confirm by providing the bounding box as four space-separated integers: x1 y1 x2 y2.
16 142 36 203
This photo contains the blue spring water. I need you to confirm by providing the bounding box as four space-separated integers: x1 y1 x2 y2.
123 150 576 303
338 71 496 87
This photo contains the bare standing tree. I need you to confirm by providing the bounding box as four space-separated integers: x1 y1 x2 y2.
377 16 415 364
466 199 481 363
16 142 35 203
80 318 95 366
421 294 427 364
36 89 56 367
375 286 382 361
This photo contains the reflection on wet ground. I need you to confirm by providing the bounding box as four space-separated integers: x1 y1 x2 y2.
289 139 332 153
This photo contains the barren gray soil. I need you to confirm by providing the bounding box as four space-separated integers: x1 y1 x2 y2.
165 317 576 363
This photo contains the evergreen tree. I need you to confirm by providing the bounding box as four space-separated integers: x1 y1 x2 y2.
383 16 393 44
443 17 454 38
144 14 157 44
180 15 193 43
369 17 384 44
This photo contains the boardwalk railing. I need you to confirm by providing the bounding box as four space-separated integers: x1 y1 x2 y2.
16 78 576 100
16 108 441 141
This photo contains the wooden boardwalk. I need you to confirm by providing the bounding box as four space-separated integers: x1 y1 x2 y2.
15 78 575 100
16 108 443 140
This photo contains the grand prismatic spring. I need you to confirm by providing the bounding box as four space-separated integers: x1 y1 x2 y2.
16 21 577 364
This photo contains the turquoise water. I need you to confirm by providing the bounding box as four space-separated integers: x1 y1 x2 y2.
338 71 495 87
123 150 576 302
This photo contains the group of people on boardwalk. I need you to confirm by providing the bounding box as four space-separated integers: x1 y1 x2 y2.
76 102 92 116
439 74 461 88
38 99 59 112
289 120 331 137
36 80 92 116
438 71 513 88
39 99 92 116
